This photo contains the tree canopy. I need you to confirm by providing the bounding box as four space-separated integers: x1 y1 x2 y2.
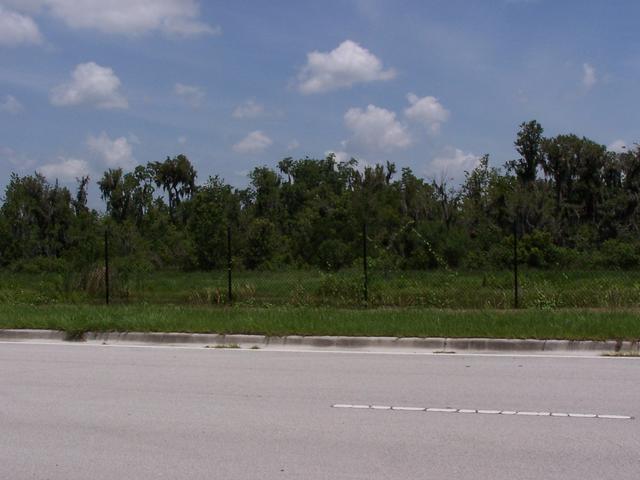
1 123 639 271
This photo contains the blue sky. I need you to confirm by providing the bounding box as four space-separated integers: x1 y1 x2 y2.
1 0 638 205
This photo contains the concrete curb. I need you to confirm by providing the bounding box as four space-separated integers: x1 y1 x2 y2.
1 329 639 355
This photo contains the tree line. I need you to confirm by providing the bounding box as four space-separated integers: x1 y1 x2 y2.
1 120 639 272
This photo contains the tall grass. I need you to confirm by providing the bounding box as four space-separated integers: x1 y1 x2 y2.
1 304 639 341
1 269 640 309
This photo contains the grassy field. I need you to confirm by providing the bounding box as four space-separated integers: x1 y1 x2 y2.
1 268 640 309
1 269 639 341
0 304 639 341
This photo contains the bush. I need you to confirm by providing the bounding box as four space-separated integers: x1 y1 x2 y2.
519 230 561 268
598 239 640 269
243 219 280 270
488 240 513 269
316 239 352 271
9 256 70 274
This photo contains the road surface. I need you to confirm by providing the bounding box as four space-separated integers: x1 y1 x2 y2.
1 342 638 479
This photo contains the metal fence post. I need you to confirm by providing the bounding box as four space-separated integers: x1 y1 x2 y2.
513 217 519 309
363 222 368 306
104 228 110 305
227 224 233 304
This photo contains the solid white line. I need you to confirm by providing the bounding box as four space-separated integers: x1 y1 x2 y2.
2 340 639 360
332 404 633 420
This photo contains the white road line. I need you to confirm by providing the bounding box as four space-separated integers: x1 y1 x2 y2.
332 404 633 420
1 340 639 360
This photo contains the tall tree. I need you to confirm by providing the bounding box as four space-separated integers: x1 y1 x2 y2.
508 120 544 185
150 155 197 218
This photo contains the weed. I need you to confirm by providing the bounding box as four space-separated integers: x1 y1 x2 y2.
64 328 86 342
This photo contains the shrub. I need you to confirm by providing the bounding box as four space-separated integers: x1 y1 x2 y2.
316 239 352 271
519 231 559 268
9 256 70 274
599 239 640 269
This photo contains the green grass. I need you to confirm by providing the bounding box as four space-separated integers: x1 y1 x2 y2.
1 304 639 341
1 269 639 341
2 268 640 309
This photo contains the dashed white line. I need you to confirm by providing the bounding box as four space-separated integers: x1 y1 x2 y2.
427 408 457 413
332 404 633 420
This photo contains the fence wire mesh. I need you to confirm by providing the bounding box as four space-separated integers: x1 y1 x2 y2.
76 219 640 310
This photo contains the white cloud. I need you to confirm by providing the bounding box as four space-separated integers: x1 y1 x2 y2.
297 40 396 94
87 132 135 168
50 62 128 109
175 83 205 108
38 157 89 181
608 139 627 153
325 150 368 172
582 63 597 90
232 99 264 119
344 104 411 151
0 94 24 114
404 93 450 134
427 147 479 178
233 130 272 154
0 7 43 47
3 0 218 37
287 140 300 151
1 146 36 169
325 150 351 164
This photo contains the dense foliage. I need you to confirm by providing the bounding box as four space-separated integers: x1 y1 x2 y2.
1 122 639 272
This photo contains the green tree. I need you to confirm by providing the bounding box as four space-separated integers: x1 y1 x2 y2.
508 120 544 185
150 155 197 219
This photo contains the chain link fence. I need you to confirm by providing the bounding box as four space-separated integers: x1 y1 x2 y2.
89 218 640 310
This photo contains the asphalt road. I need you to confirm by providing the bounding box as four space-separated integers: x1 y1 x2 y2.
1 342 639 480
